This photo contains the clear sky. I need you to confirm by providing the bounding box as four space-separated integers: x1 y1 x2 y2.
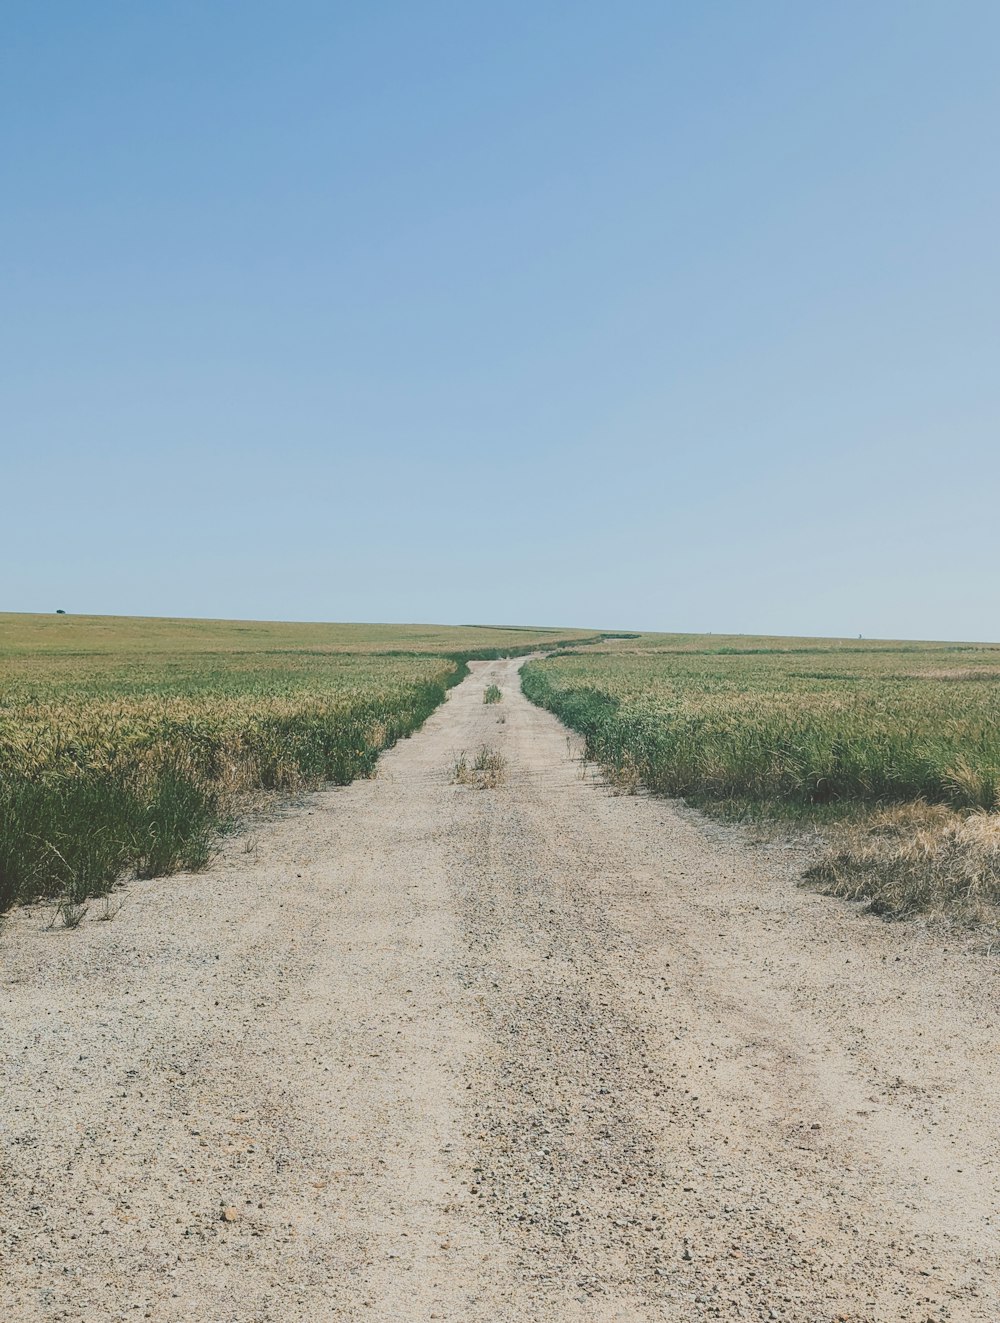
4 3 998 639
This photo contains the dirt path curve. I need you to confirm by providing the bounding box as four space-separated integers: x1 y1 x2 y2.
3 658 999 1322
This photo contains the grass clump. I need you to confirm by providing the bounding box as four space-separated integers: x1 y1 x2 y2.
452 745 507 789
483 684 503 704
473 745 506 783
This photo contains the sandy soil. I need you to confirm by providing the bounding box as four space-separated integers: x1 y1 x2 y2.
2 658 998 1322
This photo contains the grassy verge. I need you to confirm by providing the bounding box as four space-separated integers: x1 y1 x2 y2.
521 636 1000 922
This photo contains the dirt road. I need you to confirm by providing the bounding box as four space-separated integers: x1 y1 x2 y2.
3 659 998 1322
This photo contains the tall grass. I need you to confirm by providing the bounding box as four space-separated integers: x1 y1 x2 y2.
0 612 599 659
0 760 218 913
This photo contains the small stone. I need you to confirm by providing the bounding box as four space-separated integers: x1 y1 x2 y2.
221 1207 239 1223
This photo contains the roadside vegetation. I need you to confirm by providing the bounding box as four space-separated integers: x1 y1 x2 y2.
0 614 593 918
805 803 1000 921
522 635 1000 922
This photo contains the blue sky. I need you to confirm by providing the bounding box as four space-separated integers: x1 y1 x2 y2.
4 2 998 638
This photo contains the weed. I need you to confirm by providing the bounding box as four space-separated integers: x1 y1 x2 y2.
604 753 642 796
473 745 507 787
451 746 506 789
483 685 503 704
96 891 127 922
52 892 89 929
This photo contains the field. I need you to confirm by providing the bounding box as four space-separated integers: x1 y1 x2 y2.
0 613 595 916
8 614 1000 926
521 634 1000 920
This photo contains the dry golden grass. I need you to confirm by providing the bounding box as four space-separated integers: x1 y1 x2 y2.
1 649 457 915
807 803 1000 922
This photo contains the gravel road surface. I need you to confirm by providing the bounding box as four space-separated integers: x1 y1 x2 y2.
3 658 998 1322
